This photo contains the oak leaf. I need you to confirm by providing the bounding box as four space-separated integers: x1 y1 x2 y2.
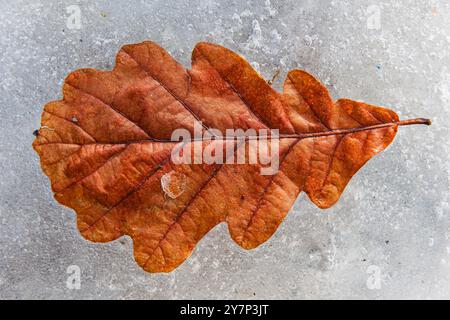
33 41 430 272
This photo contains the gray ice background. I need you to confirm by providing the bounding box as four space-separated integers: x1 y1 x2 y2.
0 0 449 299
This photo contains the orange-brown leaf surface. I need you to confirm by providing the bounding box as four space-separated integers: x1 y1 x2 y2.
33 41 430 272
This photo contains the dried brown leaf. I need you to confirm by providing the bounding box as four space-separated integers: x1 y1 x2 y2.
33 41 430 272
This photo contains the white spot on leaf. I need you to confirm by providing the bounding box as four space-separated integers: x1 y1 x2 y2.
161 171 186 199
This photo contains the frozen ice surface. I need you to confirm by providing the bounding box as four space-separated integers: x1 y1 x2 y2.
0 0 449 299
